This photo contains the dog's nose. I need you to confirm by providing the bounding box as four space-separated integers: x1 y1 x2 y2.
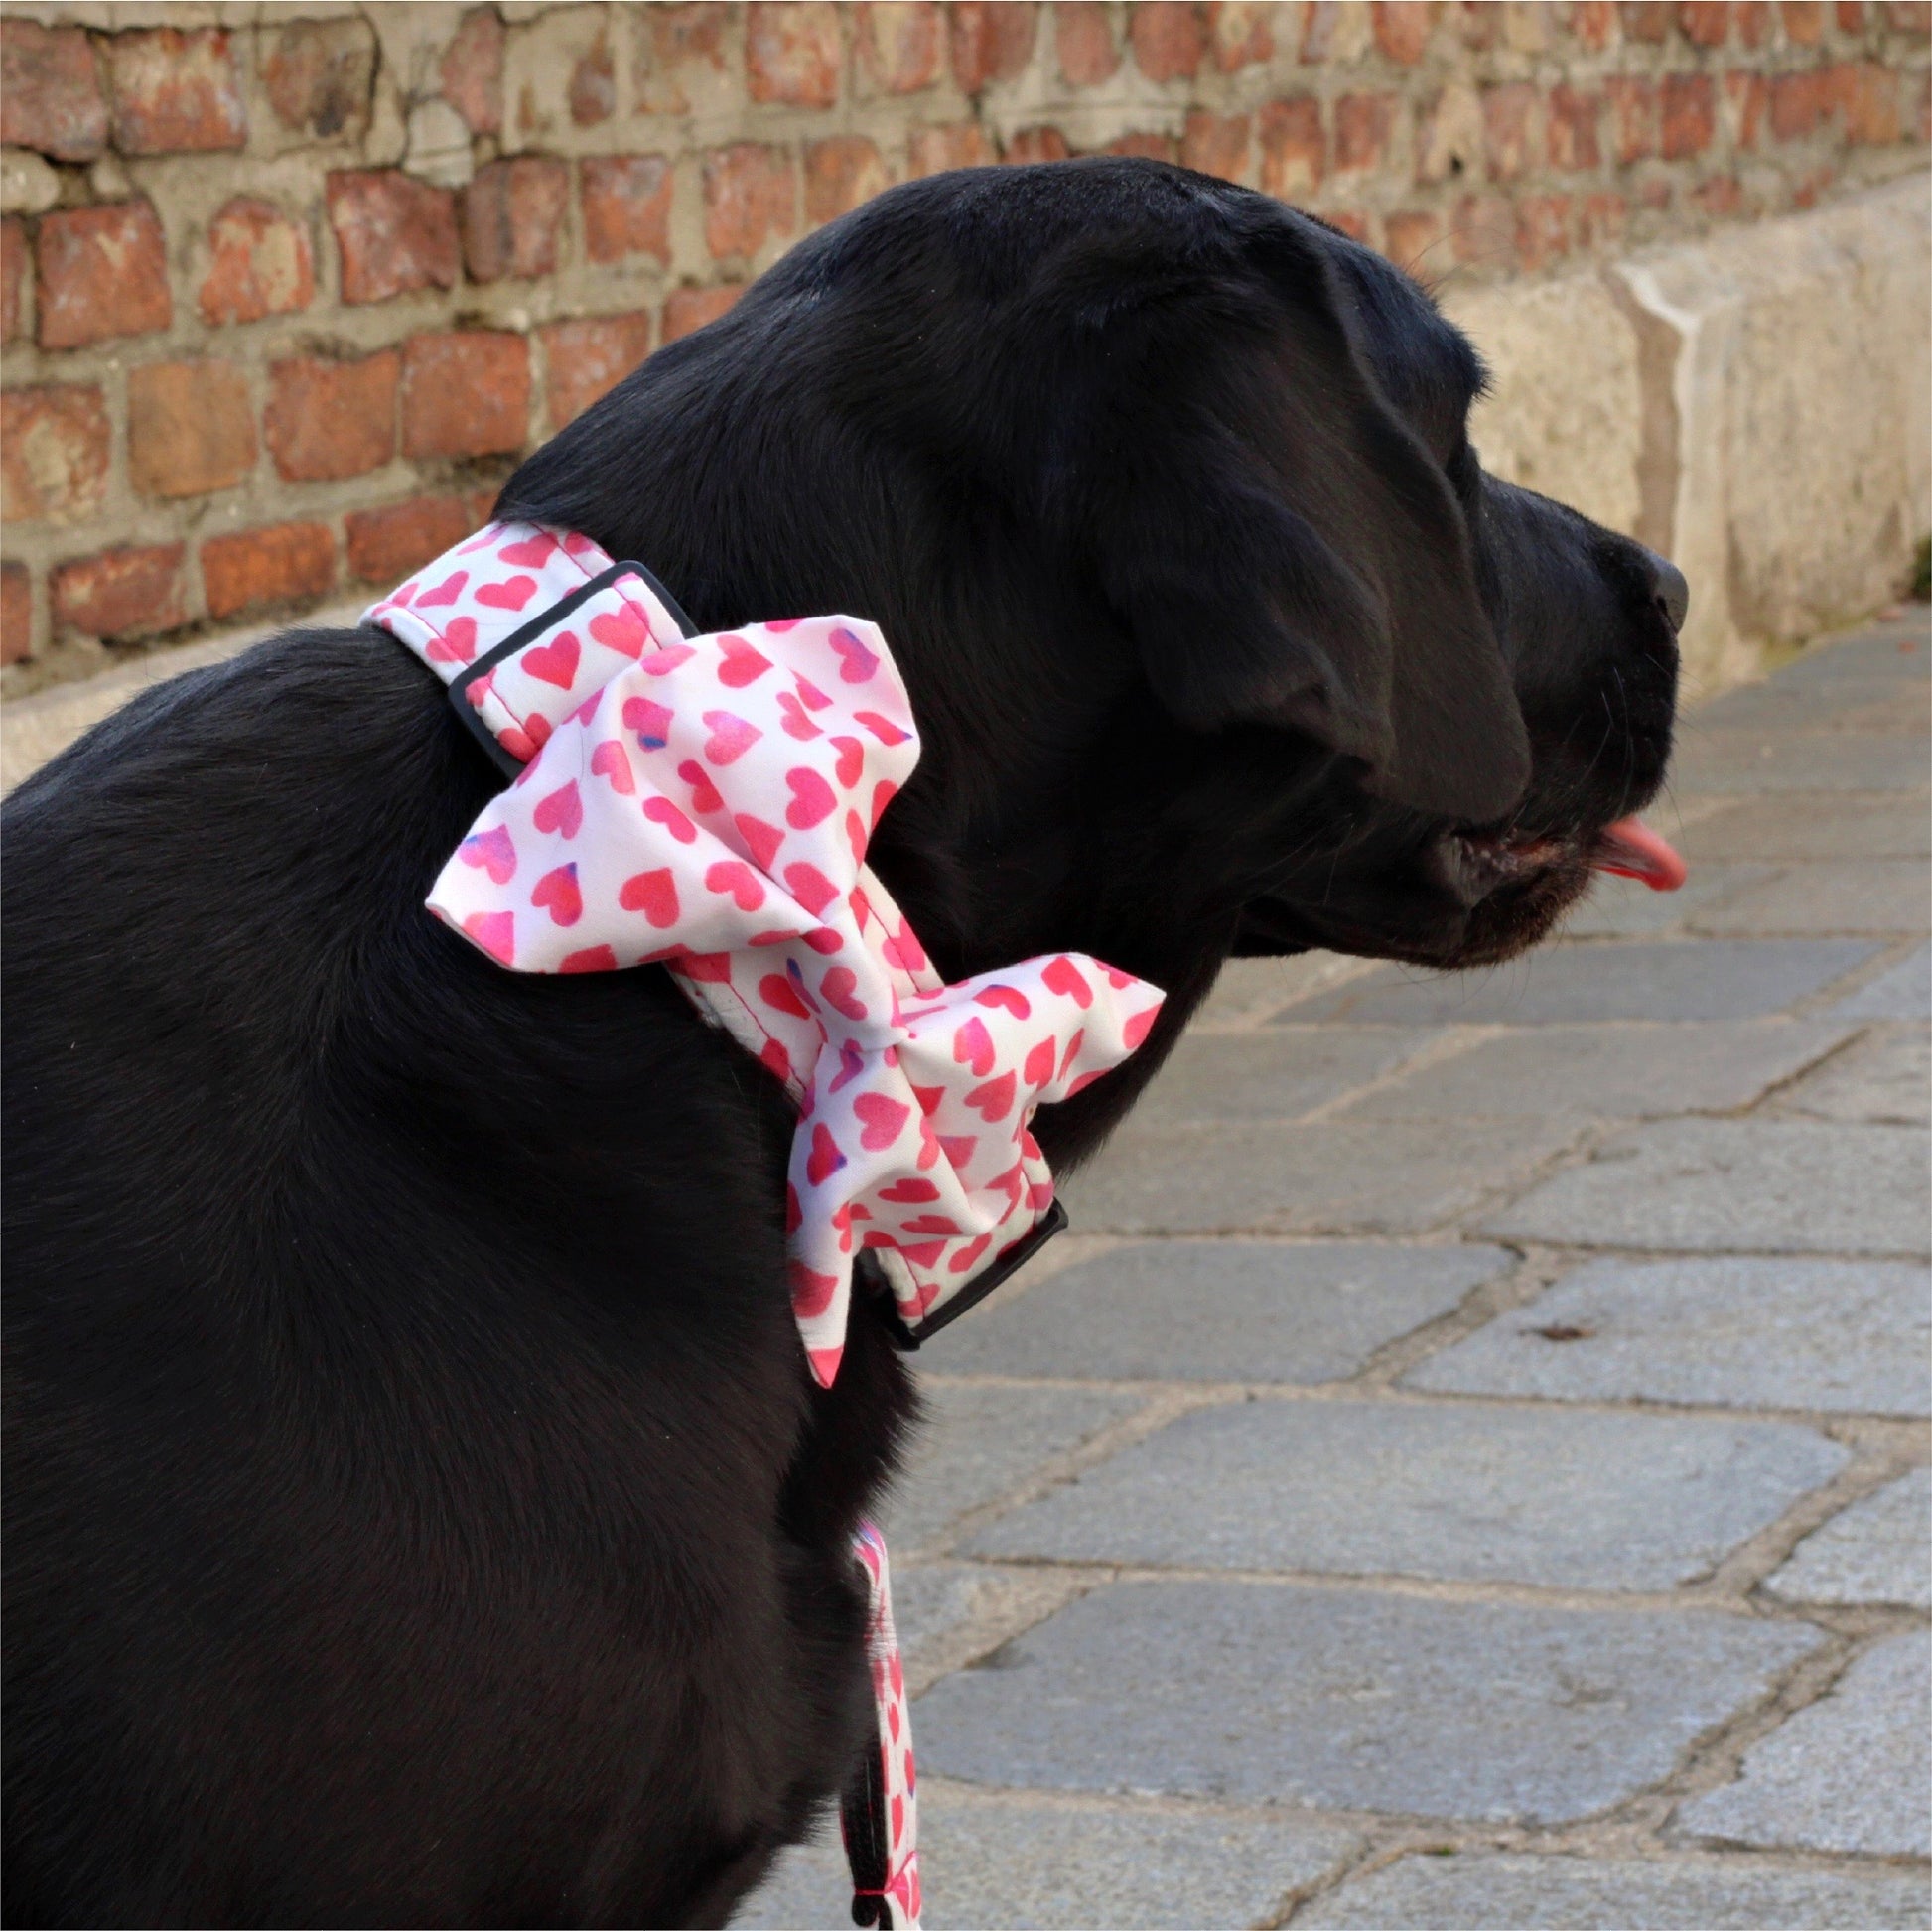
1642 549 1690 635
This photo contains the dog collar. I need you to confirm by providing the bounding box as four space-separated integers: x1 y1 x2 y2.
365 522 1166 1389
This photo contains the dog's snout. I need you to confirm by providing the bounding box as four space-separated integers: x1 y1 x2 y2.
1642 548 1690 635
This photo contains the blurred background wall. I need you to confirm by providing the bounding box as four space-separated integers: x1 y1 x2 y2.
1 1 1927 711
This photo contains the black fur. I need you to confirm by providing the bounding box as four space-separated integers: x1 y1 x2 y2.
3 161 1679 1928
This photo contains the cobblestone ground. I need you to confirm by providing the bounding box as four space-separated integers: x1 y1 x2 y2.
744 610 1932 1931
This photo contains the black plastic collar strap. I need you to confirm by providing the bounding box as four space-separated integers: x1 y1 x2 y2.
446 558 697 782
865 1196 1068 1351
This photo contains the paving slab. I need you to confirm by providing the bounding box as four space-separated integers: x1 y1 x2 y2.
1766 1467 1932 1609
1678 1631 1932 1857
739 1787 1362 1930
914 1582 1823 1824
1066 1117 1582 1236
1131 1029 1439 1126
1340 1022 1849 1123
937 1241 1512 1384
1276 941 1879 1027
1775 1024 1931 1125
1757 621 1930 689
1678 792 1932 862
1687 859 1931 936
1192 953 1373 1032
1667 729 1930 793
1294 1853 1932 1929
1556 864 1769 939
966 1399 1849 1590
883 1380 1146 1552
1482 1120 1932 1257
1830 941 1931 1020
1407 1256 1932 1416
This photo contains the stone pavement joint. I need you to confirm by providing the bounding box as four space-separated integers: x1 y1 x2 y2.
745 613 1932 1926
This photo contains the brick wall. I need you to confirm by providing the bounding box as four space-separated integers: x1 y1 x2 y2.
1 1 1927 691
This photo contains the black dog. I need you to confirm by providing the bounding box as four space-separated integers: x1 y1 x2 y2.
2 160 1681 1928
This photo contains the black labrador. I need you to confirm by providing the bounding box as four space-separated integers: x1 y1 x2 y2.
2 160 1683 1928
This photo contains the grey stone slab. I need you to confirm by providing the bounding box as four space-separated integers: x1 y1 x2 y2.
882 1380 1145 1553
966 1399 1849 1591
1776 1024 1931 1125
1192 953 1374 1032
1407 1256 1932 1416
1831 942 1931 1020
1132 1028 1439 1126
938 1241 1511 1384
738 1788 1361 1931
1065 1118 1583 1237
1759 621 1932 690
1557 864 1770 939
1277 941 1879 1027
1688 860 1932 937
1669 729 1930 793
1679 792 1932 861
1482 1120 1932 1258
1295 1853 1932 1930
915 1582 1823 1824
1767 1467 1932 1608
1679 1631 1932 1857
1342 1022 1850 1123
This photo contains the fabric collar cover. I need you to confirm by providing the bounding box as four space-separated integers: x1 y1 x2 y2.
366 522 1166 1390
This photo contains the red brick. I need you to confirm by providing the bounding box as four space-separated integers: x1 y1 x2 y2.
859 3 943 91
1131 3 1206 78
262 17 376 142
906 121 998 174
1259 95 1325 199
1579 190 1629 246
0 385 108 524
747 2 843 104
1725 69 1771 147
570 35 617 126
1736 2 1773 44
401 332 529 461
1301 1 1357 57
106 28 247 154
1382 207 1446 269
0 20 106 162
1770 66 1827 136
198 198 314 327
1482 83 1540 179
1619 1 1675 38
264 351 398 483
1107 130 1179 160
1182 110 1252 182
441 8 504 135
1514 193 1572 268
1056 1 1121 83
1373 1 1438 60
1319 208 1372 243
52 544 186 642
1208 0 1276 69
1834 60 1904 139
1836 0 1867 24
1546 84 1602 170
1792 163 1836 206
805 136 891 223
327 170 460 306
462 157 570 282
1005 126 1072 163
1782 0 1827 37
1335 92 1397 172
35 201 172 351
1 217 26 345
1451 191 1515 262
579 155 673 268
1456 0 1500 46
703 143 796 258
1883 0 1930 30
662 284 744 341
1661 72 1717 156
202 522 335 622
540 312 654 430
1605 75 1660 161
949 2 1038 90
1678 1 1732 42
128 360 256 501
1 562 30 665
1572 0 1621 47
1692 172 1744 214
345 496 475 585
635 4 732 114
1914 64 1932 139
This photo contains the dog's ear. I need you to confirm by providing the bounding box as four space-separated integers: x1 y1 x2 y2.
1077 230 1530 826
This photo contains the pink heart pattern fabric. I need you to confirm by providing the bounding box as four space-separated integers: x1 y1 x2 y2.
845 1522 919 1930
366 522 1167 1391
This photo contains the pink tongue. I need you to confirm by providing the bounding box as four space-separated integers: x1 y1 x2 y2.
1592 817 1688 893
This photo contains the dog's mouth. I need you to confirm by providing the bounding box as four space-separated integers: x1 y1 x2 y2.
1449 815 1687 897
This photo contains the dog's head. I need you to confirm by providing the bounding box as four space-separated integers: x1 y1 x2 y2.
501 160 1680 1120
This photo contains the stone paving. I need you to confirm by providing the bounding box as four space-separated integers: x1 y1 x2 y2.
744 611 1932 1931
